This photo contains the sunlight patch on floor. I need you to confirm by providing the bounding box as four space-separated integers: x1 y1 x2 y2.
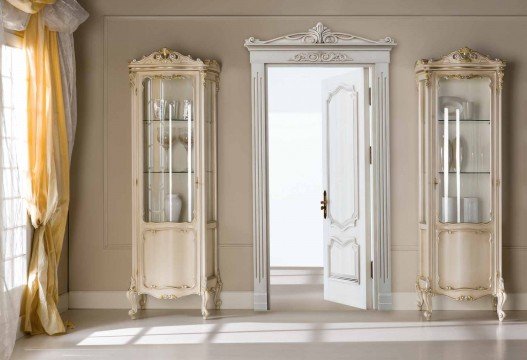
76 321 527 346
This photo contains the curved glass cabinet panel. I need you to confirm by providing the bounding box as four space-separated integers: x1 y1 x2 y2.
142 76 195 223
436 77 491 224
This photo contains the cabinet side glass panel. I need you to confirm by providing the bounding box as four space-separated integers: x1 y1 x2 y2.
418 79 426 224
204 78 217 278
436 77 491 224
142 76 196 223
204 79 216 222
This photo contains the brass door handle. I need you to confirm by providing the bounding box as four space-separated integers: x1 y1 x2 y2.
321 190 328 219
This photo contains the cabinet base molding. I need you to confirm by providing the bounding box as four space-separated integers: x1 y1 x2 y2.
68 291 253 310
393 292 526 311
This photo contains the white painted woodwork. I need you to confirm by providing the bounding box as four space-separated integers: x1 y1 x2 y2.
245 22 396 311
127 48 222 319
322 70 371 309
415 47 506 321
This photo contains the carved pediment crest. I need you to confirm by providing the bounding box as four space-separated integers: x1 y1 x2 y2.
416 47 505 67
129 48 220 72
245 22 396 47
131 48 203 65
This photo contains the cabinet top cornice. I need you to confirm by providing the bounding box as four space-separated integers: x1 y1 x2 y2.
415 47 505 71
129 48 220 72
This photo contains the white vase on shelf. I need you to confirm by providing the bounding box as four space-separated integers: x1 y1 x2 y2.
441 196 457 223
463 197 479 223
164 193 182 222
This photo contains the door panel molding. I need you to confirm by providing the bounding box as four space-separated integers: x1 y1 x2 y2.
328 237 360 284
326 85 360 230
245 22 396 311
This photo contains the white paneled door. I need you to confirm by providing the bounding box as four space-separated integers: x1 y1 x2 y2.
322 69 371 309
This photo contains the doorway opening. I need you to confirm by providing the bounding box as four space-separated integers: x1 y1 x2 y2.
268 65 373 310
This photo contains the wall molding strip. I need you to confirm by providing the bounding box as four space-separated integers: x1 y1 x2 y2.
63 291 527 311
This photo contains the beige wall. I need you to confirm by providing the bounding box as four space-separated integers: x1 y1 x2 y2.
70 0 527 295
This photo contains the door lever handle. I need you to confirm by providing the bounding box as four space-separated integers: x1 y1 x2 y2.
320 190 328 219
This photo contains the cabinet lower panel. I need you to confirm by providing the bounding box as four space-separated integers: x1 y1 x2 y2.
436 229 493 292
140 227 198 292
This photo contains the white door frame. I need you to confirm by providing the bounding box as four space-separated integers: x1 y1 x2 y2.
245 22 396 311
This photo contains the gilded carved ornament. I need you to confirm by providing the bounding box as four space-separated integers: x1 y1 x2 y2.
129 48 220 73
424 71 431 87
131 48 201 65
416 47 505 66
497 69 504 91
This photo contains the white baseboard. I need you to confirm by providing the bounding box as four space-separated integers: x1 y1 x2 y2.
270 267 323 285
68 291 254 310
57 291 527 311
377 292 393 310
58 292 69 314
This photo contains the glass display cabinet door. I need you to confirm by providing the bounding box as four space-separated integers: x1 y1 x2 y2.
142 76 195 223
436 76 491 224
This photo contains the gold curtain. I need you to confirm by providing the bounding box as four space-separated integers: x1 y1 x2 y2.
6 0 54 14
7 0 70 335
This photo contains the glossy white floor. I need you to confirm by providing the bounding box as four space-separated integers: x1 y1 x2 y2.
12 309 527 360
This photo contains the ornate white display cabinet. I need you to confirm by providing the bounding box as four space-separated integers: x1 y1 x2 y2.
415 48 506 321
127 48 221 319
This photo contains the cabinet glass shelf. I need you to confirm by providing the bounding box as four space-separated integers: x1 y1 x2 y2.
436 77 492 224
143 119 193 122
141 75 196 224
438 119 490 122
143 171 194 174
439 171 490 174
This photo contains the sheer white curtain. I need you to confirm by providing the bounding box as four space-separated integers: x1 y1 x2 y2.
43 0 88 159
0 22 17 358
0 2 27 358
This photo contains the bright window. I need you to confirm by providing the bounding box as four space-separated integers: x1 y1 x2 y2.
1 34 29 293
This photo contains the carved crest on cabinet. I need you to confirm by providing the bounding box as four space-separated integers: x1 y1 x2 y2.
415 47 505 69
131 48 200 65
245 22 396 47
129 48 220 72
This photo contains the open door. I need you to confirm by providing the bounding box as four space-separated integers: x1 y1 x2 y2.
322 69 371 309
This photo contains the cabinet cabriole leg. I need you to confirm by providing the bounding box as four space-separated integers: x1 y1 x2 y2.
496 277 507 321
416 282 424 311
127 276 139 320
214 278 223 310
416 276 432 320
423 292 432 321
492 296 498 311
201 289 210 319
139 294 147 310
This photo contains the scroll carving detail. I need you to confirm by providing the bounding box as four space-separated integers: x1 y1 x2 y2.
291 52 349 62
